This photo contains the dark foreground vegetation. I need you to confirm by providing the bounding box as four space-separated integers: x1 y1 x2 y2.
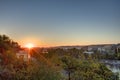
0 35 119 80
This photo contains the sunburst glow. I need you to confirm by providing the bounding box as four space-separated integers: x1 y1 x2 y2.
25 43 34 49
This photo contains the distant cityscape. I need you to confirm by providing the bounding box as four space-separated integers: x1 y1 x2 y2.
51 43 120 55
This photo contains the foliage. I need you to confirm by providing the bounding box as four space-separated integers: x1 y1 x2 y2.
0 34 20 50
0 35 119 80
10 61 62 80
61 55 117 80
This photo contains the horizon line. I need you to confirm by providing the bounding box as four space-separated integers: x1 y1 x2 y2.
20 43 120 48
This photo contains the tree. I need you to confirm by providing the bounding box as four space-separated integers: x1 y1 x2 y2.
61 56 79 80
60 55 117 80
0 34 20 65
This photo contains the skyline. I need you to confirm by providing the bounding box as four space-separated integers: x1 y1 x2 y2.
0 0 120 47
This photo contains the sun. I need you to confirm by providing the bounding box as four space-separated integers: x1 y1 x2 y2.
25 43 34 49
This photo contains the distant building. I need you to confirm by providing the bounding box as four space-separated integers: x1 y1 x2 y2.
42 49 48 53
116 45 120 53
87 47 93 51
16 50 30 61
83 51 94 54
97 47 106 53
97 45 115 54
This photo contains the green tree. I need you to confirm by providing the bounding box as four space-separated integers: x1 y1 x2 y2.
61 55 116 80
61 56 79 80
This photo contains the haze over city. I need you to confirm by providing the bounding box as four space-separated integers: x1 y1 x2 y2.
0 0 120 47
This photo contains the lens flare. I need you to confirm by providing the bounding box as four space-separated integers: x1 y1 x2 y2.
25 43 34 49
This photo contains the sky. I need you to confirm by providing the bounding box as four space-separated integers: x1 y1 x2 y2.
0 0 120 47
